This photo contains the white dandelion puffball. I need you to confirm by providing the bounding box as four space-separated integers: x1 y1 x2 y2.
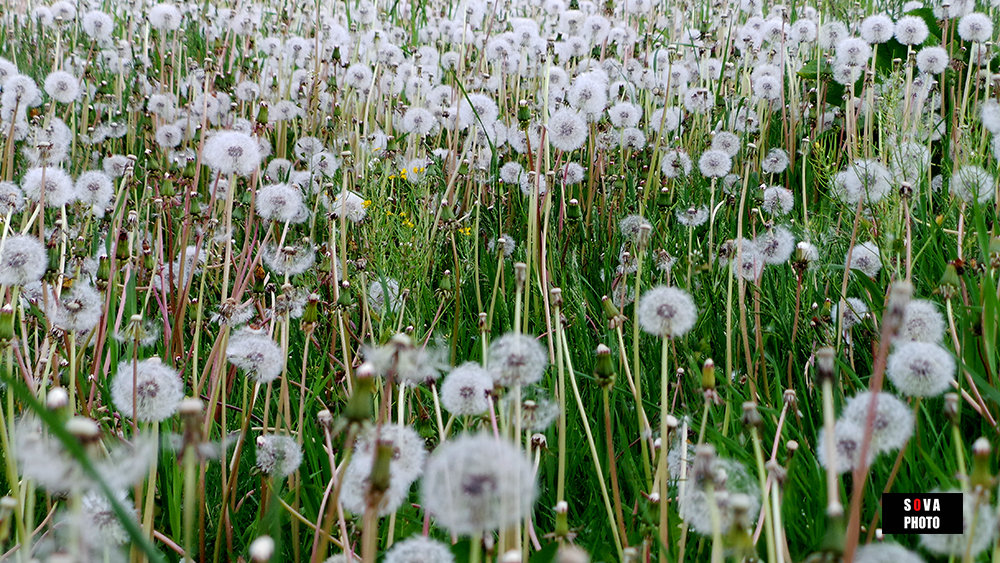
957 12 993 42
203 130 262 177
226 327 285 383
111 357 184 423
854 542 925 563
916 46 949 74
43 70 80 104
547 108 588 152
487 332 548 387
840 391 913 454
0 234 47 286
817 418 874 474
919 490 996 557
895 16 929 45
637 286 698 338
847 241 882 278
698 149 732 178
949 165 994 204
421 433 537 536
897 299 945 343
384 535 454 563
353 423 427 484
255 434 302 477
441 362 492 415
887 341 955 397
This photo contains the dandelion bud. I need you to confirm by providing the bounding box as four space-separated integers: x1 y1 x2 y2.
514 262 527 290
302 293 319 326
368 442 393 495
566 198 582 219
884 281 913 335
46 387 69 411
550 287 563 308
438 270 453 292
593 344 615 388
96 255 110 284
557 545 591 563
637 223 652 249
657 186 671 207
944 393 959 423
742 402 762 428
0 497 16 545
787 440 799 454
248 535 275 562
665 414 679 429
337 281 354 307
531 433 549 450
692 444 716 481
701 358 716 390
816 347 836 383
937 263 960 299
555 500 570 538
971 437 994 490
517 100 531 124
725 495 756 558
179 398 203 418
66 416 101 443
783 389 797 408
345 363 376 423
0 305 13 343
601 295 627 328
317 409 333 428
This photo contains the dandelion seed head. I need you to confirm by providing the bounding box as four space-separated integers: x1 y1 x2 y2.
847 241 882 278
916 46 949 73
488 332 547 387
762 186 794 215
817 419 873 474
919 490 996 556
637 286 698 338
421 433 537 536
698 149 732 177
754 226 795 264
860 14 895 43
21 166 75 207
255 434 302 477
887 341 955 397
897 299 945 343
441 362 492 415
43 70 80 104
111 357 184 422
256 183 304 223
547 108 588 152
949 165 994 204
854 542 925 563
385 536 454 563
226 327 285 383
0 234 47 286
833 297 869 329
957 12 992 42
368 277 402 314
841 391 913 453
203 130 262 177
895 16 929 44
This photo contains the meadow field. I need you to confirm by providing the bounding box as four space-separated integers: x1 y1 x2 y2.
0 0 999 560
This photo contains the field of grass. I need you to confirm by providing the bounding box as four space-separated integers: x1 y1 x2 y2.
0 0 999 561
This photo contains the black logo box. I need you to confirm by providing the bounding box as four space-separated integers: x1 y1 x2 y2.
881 492 964 535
